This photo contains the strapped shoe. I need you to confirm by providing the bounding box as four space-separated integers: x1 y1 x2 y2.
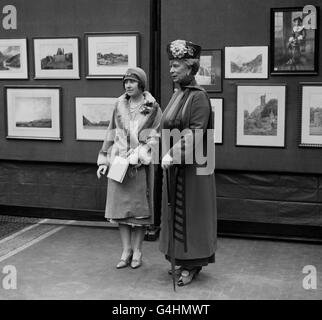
177 267 202 286
116 249 133 269
130 251 142 269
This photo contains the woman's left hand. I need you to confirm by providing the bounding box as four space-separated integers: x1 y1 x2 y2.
127 148 139 165
161 153 173 169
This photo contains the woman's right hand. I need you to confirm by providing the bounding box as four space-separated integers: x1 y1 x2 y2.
161 153 173 169
97 165 108 179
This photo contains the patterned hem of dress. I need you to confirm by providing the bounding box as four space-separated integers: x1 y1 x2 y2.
107 216 151 227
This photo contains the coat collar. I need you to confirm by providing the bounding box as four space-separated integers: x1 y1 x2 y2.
179 78 205 92
118 91 156 105
116 91 158 138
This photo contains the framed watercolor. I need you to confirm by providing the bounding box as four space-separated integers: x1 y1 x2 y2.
300 83 322 147
33 37 80 79
210 98 223 144
0 38 28 79
236 84 286 147
85 32 139 79
5 86 62 140
196 49 222 92
270 7 319 75
75 97 116 141
225 46 268 79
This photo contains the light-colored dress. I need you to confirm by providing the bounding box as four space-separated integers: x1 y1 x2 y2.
97 92 162 226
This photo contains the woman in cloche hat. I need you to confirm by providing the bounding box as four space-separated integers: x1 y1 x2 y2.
97 67 162 270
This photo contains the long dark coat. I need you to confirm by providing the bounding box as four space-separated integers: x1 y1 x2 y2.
159 81 217 265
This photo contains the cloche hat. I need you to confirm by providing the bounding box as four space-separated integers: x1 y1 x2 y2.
122 67 147 90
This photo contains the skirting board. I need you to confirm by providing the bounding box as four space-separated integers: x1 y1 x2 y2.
0 205 321 243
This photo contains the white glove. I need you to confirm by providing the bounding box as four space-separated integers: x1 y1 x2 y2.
138 145 152 165
128 147 139 165
161 153 173 169
97 165 108 179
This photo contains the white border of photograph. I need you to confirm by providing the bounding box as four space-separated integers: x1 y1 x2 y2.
6 87 61 140
196 49 222 92
0 38 28 79
86 32 138 78
75 97 116 141
270 7 319 75
33 38 80 79
225 46 268 79
300 84 322 146
210 98 223 144
236 85 286 147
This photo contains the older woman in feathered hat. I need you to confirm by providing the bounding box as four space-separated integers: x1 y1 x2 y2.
97 67 162 270
159 40 217 286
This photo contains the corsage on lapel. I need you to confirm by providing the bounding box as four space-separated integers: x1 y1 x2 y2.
139 91 157 115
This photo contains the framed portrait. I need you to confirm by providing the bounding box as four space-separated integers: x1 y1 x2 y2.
195 49 222 92
225 46 268 79
210 98 223 144
236 84 286 147
33 37 80 79
0 38 28 79
270 7 319 75
75 97 116 141
5 86 62 140
300 83 322 147
85 32 139 79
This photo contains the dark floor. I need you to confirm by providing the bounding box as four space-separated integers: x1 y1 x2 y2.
0 219 321 300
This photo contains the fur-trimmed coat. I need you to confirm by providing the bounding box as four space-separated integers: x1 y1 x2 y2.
97 92 162 223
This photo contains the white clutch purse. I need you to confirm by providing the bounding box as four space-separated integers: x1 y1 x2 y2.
107 156 129 183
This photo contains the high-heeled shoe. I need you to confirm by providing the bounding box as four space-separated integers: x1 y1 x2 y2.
130 251 142 269
116 249 133 269
177 266 202 286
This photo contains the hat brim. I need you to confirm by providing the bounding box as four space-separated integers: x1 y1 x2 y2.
123 75 139 82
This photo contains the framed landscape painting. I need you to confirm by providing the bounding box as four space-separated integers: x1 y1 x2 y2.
33 37 80 79
270 7 319 75
0 38 28 79
85 32 139 79
300 83 322 147
225 46 268 79
195 49 222 92
5 86 62 140
75 97 116 141
236 84 286 147
210 98 223 144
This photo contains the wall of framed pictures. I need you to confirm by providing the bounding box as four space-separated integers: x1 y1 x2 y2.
1 0 322 236
161 0 322 174
0 0 152 163
161 0 322 235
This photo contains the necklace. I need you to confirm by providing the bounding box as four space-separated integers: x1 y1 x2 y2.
129 98 144 114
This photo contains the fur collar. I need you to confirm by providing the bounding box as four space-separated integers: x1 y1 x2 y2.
115 91 158 145
118 91 156 106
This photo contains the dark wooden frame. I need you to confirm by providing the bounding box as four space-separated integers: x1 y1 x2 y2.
32 36 80 79
235 83 287 148
74 96 117 141
270 6 319 75
0 38 29 79
84 31 140 79
299 82 322 148
196 49 223 92
211 97 224 144
4 85 62 141
224 45 269 80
